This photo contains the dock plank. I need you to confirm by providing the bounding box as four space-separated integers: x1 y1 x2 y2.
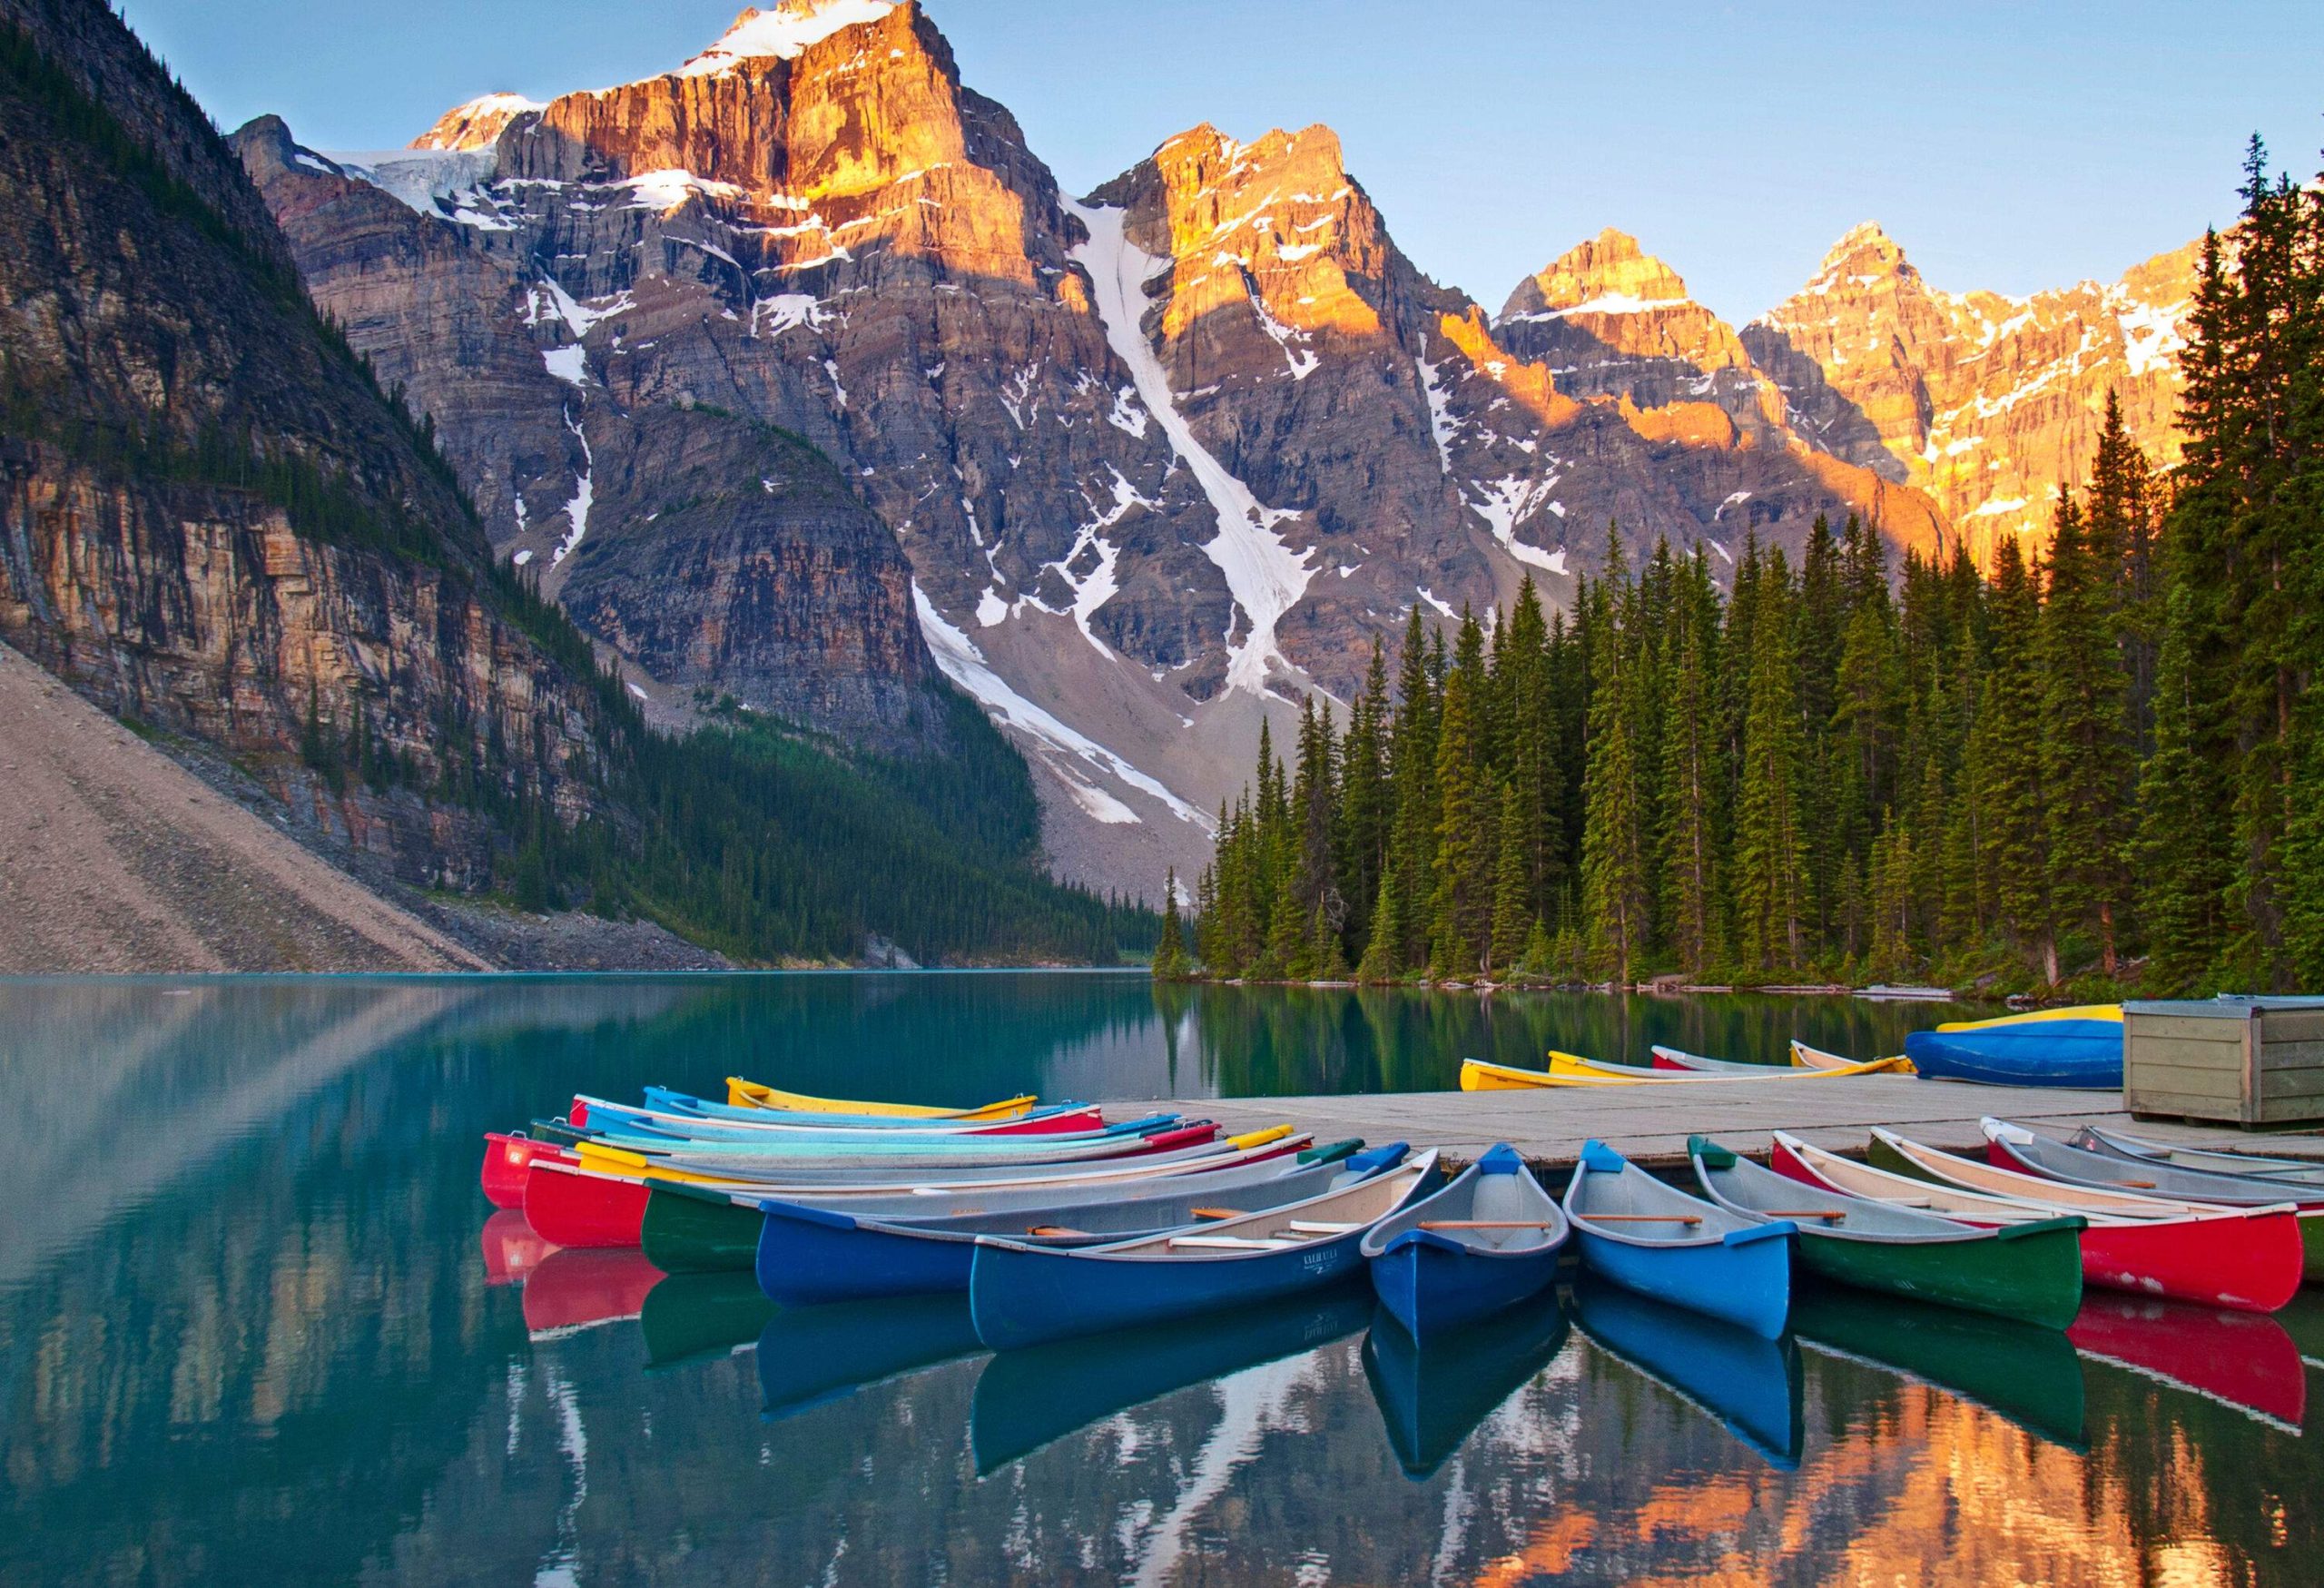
1108 1075 2324 1171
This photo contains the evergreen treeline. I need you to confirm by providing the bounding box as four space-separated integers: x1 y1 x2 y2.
1187 137 2324 997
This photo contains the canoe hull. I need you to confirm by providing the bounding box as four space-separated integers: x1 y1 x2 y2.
1904 1009 2122 1088
1369 1234 1563 1339
1795 1221 2083 1330
640 1186 765 1273
969 1231 1372 1351
759 1204 980 1306
1571 1225 1791 1339
481 1132 555 1209
524 1163 650 1248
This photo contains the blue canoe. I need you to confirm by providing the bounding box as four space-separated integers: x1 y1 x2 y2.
755 1142 1407 1306
967 1152 1443 1350
1562 1139 1793 1339
1904 1004 2123 1088
1568 1275 1804 1468
1360 1144 1568 1338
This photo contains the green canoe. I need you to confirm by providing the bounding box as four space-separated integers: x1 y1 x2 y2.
641 1180 766 1273
1693 1137 2085 1329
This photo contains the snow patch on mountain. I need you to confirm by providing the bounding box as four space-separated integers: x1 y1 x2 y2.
678 1 898 76
322 148 498 215
912 586 1207 827
1066 199 1314 697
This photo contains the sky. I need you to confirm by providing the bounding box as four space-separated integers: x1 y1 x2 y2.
118 0 2324 324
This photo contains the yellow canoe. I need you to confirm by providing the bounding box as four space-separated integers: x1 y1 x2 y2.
725 1078 1040 1119
1460 1052 1909 1090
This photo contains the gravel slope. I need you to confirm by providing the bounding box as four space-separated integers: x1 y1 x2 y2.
0 642 485 972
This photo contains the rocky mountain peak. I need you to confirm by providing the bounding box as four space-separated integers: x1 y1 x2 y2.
1504 226 1692 317
409 93 543 152
678 1 900 76
1802 219 1919 292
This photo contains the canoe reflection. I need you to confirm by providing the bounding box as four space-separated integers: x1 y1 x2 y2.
1362 1297 1571 1480
1568 1275 1804 1468
480 1208 555 1286
521 1246 663 1340
2068 1292 2306 1433
639 1271 777 1370
1791 1281 2087 1451
970 1287 1372 1474
756 1293 985 1422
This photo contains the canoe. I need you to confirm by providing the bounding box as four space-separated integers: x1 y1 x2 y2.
645 1138 1359 1274
1651 1044 1785 1075
1360 1143 1568 1338
1903 1003 2122 1088
1791 1039 1913 1074
1363 1294 1572 1480
1807 1130 2303 1313
965 1153 1442 1350
536 1127 1306 1248
727 1079 1038 1119
1562 1139 1792 1338
755 1143 1411 1306
520 1247 663 1341
1789 1285 2087 1452
644 1085 1098 1134
2072 1123 2324 1189
573 1124 1299 1197
1462 1053 1902 1090
480 1208 555 1287
1568 1275 1803 1468
1556 1050 1906 1081
638 1271 776 1371
481 1130 559 1208
584 1113 1203 1168
2069 1293 2306 1432
970 1289 1373 1475
754 1293 985 1421
578 1094 1108 1138
1689 1135 2083 1328
1982 1117 2324 1278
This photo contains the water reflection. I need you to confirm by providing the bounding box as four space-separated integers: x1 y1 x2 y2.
0 974 2314 1585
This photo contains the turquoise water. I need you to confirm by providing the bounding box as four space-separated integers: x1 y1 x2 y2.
2 973 2317 1585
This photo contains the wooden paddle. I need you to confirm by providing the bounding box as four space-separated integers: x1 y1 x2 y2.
1759 1208 1848 1219
1578 1213 1703 1224
1027 1226 1090 1238
1189 1208 1240 1219
1418 1220 1561 1230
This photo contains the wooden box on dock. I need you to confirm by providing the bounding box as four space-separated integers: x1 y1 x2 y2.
2122 998 2324 1126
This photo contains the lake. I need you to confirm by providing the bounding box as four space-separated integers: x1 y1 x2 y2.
1 972 2315 1585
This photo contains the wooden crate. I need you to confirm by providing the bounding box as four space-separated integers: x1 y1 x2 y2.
2123 998 2324 1126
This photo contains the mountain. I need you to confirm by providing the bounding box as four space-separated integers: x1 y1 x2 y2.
246 0 2021 897
1745 221 2197 566
0 0 1141 969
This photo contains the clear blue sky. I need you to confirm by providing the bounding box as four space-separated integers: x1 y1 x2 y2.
119 0 2324 323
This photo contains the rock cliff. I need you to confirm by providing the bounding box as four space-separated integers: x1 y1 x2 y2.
0 0 623 889
1746 221 2196 565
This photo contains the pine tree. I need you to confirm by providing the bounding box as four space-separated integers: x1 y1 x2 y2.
1658 552 1723 975
1152 867 1190 979
2041 489 2136 975
1974 538 2053 981
1355 862 1405 982
1732 555 1807 972
1429 661 1493 976
1581 570 1650 983
1389 607 1440 967
1490 778 1534 977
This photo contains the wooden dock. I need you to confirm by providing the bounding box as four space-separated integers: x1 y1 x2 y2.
1110 1075 2324 1172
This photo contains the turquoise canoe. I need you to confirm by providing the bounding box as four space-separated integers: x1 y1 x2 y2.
1563 1139 1793 1338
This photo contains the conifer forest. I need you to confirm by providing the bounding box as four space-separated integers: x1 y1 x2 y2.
1171 143 2324 997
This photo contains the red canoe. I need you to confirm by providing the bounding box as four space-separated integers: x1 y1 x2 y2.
2069 1293 2306 1431
521 1247 664 1340
526 1159 654 1248
1775 1132 2305 1314
480 1208 557 1285
481 1131 568 1209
